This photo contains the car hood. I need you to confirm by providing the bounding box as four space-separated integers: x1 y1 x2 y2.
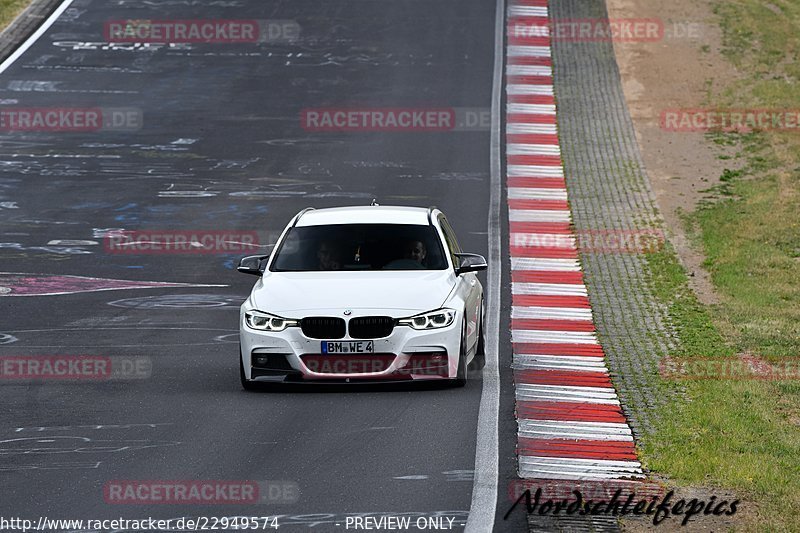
250 270 456 317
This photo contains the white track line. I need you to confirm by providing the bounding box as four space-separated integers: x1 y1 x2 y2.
507 164 564 177
507 84 554 96
516 384 621 404
508 188 568 200
519 420 634 441
507 122 558 134
507 123 558 135
509 209 572 223
507 103 557 115
520 456 643 469
511 234 576 248
511 306 592 320
463 0 504 529
506 65 552 76
513 355 608 372
511 306 593 320
519 456 644 480
510 258 582 271
507 45 552 57
508 6 549 17
511 282 587 296
511 330 598 344
507 143 561 155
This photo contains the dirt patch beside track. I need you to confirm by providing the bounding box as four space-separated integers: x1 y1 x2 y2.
605 0 743 305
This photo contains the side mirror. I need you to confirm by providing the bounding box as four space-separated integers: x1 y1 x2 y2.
454 253 488 275
237 254 270 276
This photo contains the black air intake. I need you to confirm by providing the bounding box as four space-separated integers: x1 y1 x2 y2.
348 316 395 339
301 317 346 339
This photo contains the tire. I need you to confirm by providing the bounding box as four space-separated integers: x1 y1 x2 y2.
453 319 468 387
471 301 486 370
240 346 259 392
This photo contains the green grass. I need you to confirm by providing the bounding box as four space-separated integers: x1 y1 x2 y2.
642 247 800 531
638 1 800 530
0 0 30 29
696 0 800 360
645 249 730 360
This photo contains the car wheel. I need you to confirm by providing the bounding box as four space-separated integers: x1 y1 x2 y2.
471 300 486 370
240 346 259 392
453 318 468 387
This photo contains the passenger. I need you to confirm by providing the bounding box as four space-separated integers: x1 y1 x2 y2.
317 240 343 270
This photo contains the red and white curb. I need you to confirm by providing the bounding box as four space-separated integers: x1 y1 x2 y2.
505 0 644 482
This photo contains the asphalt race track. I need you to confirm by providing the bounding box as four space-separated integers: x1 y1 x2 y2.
0 0 511 531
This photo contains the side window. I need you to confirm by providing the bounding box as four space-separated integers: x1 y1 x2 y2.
438 215 462 268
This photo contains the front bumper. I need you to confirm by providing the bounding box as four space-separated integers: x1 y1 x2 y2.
239 311 462 382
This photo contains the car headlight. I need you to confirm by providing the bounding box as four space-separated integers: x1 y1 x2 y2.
244 310 298 332
398 308 456 330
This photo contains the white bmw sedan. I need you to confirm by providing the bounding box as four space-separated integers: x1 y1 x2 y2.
237 205 486 388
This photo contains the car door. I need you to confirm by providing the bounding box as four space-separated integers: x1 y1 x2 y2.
439 215 482 353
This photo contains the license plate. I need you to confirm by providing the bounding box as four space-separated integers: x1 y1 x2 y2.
321 340 374 354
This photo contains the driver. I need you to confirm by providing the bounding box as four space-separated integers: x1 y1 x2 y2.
403 240 427 265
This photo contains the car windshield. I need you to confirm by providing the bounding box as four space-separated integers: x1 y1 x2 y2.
270 223 448 272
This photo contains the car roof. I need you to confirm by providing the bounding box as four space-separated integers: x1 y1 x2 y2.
295 206 435 227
